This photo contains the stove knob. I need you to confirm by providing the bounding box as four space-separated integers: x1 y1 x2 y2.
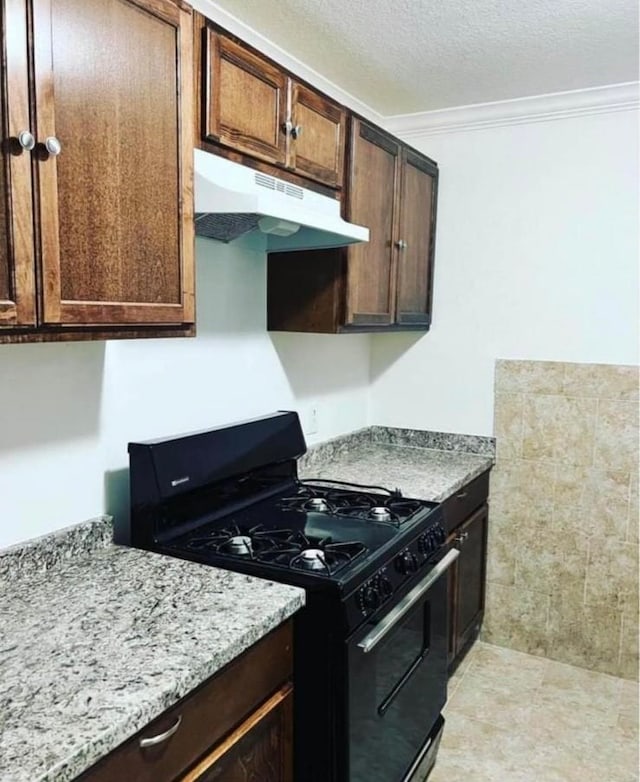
359 585 381 612
418 534 432 555
379 575 393 599
395 551 418 575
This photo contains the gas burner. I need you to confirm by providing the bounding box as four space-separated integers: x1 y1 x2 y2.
296 548 327 570
369 506 393 521
177 523 368 577
225 535 252 556
305 497 331 512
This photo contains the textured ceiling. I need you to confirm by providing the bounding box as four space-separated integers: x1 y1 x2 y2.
208 0 639 115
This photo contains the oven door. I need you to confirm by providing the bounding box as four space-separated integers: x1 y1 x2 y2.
347 549 458 782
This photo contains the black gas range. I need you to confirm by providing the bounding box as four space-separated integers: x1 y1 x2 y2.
124 412 456 782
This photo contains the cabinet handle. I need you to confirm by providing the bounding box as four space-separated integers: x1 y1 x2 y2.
139 715 182 748
18 130 36 151
395 239 408 250
456 491 468 499
455 531 469 547
291 124 303 139
44 136 62 156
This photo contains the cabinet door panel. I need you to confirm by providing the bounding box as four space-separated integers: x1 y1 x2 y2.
205 32 288 166
180 685 293 782
345 120 399 326
454 505 488 656
33 0 194 326
395 149 437 326
289 82 345 188
0 0 36 328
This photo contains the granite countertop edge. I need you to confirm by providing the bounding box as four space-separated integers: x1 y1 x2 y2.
1 536 305 782
48 578 304 782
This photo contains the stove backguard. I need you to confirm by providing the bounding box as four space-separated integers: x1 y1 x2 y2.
121 411 306 547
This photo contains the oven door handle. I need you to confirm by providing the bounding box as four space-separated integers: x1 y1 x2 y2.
357 548 459 654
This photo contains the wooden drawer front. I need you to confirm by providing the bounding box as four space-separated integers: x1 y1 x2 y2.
179 684 293 782
441 470 490 535
80 621 293 782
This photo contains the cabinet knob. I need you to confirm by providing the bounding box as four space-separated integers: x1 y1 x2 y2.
282 121 303 139
18 130 36 151
44 136 62 156
395 239 408 250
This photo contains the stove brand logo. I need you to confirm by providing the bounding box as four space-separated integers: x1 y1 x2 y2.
171 476 190 487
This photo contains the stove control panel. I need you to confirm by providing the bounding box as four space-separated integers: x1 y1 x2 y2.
352 517 446 621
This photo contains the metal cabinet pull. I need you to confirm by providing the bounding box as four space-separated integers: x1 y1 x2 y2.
395 239 407 250
291 124 302 139
18 130 36 151
456 490 467 499
455 531 469 547
44 136 62 156
139 715 182 748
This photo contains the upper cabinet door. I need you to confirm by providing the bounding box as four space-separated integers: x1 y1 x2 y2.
32 0 194 327
204 31 288 167
289 82 346 188
0 0 36 329
395 148 438 327
345 120 400 328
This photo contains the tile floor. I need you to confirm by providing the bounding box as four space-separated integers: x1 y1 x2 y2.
429 642 639 782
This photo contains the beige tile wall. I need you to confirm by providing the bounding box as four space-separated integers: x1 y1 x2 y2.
484 360 639 680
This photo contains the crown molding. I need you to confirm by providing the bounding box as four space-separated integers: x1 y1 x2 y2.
191 0 384 125
384 83 640 138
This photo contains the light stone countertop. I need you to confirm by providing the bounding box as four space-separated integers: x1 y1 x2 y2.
300 437 494 502
0 542 304 782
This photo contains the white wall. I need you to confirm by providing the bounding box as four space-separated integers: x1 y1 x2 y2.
0 238 371 549
371 108 640 435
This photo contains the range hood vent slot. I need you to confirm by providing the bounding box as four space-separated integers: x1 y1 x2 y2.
254 172 304 200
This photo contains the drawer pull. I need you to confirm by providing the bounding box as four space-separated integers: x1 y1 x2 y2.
456 491 468 499
139 715 182 748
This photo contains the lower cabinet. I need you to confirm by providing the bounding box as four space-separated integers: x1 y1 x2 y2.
441 471 490 673
79 621 293 782
180 684 292 782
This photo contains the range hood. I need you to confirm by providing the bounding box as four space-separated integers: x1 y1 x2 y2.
194 148 369 252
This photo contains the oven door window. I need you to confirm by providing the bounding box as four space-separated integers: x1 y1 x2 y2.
376 601 429 715
347 575 447 782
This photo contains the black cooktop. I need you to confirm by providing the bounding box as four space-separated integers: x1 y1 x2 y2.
163 481 438 584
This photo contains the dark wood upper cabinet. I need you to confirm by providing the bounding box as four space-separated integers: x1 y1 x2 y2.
344 121 399 327
267 117 439 333
288 81 345 189
0 0 195 343
198 23 346 191
0 0 36 330
395 147 438 326
203 31 288 167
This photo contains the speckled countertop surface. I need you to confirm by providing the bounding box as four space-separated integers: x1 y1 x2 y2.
0 522 304 782
299 427 494 502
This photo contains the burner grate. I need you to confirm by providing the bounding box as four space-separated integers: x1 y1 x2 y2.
181 523 367 576
278 485 424 526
